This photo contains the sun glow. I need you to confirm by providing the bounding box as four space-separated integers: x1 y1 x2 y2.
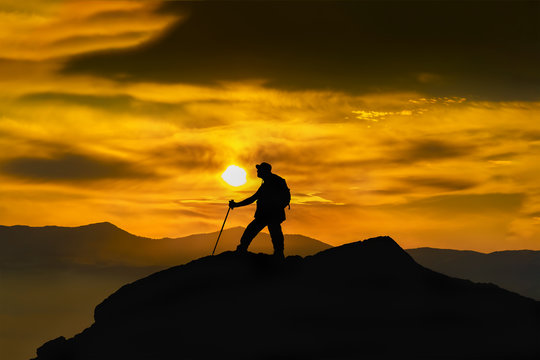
221 165 247 187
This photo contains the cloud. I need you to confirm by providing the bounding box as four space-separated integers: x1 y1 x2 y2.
397 176 478 192
0 152 157 182
0 1 178 60
17 91 180 115
2 3 540 252
233 135 479 199
11 89 236 129
313 138 477 172
146 143 225 171
46 30 155 53
518 130 540 142
151 207 212 219
238 143 329 173
388 193 525 216
352 110 413 122
60 2 540 100
396 139 476 163
483 152 520 161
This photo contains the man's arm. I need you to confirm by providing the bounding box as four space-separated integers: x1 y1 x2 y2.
230 192 258 209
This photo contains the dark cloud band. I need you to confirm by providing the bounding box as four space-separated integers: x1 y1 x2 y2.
0 153 156 182
62 1 540 101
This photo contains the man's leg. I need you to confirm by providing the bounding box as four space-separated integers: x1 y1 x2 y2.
268 222 285 258
237 219 266 252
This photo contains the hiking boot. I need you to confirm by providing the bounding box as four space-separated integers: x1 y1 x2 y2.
235 245 248 254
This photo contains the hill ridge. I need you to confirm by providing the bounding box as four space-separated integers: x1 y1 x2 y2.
0 222 332 268
34 236 540 359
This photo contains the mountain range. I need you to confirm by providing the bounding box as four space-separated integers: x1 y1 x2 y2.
0 222 331 268
0 222 331 360
2 223 540 360
406 247 540 301
2 222 539 300
34 237 540 359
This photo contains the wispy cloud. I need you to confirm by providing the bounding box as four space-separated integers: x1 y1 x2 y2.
0 1 179 60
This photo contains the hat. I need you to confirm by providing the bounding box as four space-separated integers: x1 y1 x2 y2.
255 162 272 172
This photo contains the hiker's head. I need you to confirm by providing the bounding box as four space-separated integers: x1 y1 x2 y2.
256 162 272 178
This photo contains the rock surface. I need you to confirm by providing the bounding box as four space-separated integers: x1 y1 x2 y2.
34 236 540 359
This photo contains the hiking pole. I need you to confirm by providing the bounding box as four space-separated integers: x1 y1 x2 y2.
212 204 232 255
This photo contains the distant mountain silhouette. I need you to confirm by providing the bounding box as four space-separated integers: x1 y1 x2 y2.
407 247 540 300
0 222 331 268
1 222 331 360
34 237 540 360
171 226 331 259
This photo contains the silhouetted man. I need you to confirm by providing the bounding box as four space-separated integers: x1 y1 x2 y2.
229 162 290 258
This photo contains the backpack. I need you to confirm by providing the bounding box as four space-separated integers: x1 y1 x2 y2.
281 181 291 210
265 175 291 209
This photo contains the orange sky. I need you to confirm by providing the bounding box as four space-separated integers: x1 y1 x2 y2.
1 1 540 251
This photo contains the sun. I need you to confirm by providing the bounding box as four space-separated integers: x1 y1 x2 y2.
221 165 247 186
